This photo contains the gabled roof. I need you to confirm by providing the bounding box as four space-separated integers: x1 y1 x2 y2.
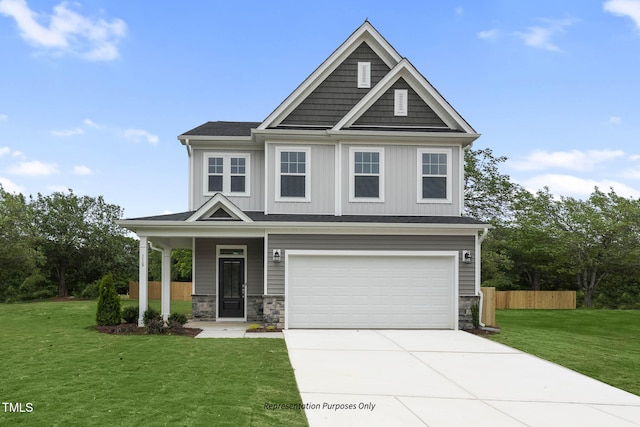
185 193 253 222
258 21 403 130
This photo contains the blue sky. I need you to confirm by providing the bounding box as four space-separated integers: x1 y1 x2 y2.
1 0 640 218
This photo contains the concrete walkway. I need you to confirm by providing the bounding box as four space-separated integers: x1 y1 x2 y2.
185 321 283 338
284 330 640 426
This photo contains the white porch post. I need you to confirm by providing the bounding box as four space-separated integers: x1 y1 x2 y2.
161 247 171 321
138 237 149 326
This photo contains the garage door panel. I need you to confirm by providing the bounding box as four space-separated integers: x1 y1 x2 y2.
287 254 455 329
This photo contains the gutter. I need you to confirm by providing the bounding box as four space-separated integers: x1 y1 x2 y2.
476 227 490 327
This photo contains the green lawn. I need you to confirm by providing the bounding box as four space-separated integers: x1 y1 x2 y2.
0 300 308 426
489 309 640 396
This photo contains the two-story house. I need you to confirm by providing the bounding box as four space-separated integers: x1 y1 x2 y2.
119 21 490 330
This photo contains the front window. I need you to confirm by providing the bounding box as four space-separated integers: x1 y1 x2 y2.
204 154 250 196
418 149 450 202
350 147 384 202
276 147 310 201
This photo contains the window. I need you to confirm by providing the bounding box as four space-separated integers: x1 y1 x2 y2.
276 147 310 201
394 89 408 116
204 153 250 196
357 62 371 88
350 147 384 202
418 149 451 202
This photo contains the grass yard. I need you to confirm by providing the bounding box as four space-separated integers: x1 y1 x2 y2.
0 300 308 426
489 309 640 396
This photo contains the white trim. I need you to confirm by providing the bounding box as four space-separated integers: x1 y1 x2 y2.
417 148 452 204
275 146 311 202
191 238 196 295
215 245 248 321
264 141 269 215
333 59 476 134
335 141 342 215
202 152 251 197
349 146 385 203
263 233 269 295
284 249 459 330
459 146 465 215
357 61 371 88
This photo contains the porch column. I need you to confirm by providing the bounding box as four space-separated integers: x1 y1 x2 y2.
138 237 149 326
161 247 171 321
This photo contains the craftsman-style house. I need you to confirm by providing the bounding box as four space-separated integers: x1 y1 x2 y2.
119 21 490 329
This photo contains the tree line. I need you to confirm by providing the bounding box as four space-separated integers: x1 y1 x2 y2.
0 188 190 302
2 149 639 307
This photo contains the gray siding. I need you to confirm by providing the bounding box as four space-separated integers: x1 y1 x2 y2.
194 238 264 296
354 78 448 127
267 234 475 296
192 148 264 211
267 143 335 214
281 42 391 126
341 144 461 216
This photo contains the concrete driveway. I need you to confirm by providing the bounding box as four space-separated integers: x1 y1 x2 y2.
284 330 640 426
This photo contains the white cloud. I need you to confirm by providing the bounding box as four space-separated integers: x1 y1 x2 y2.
509 149 626 172
604 0 640 30
0 113 7 122
51 127 84 137
83 118 100 128
454 6 463 16
0 146 10 157
629 154 640 160
607 115 622 124
72 165 92 175
514 18 575 52
0 0 126 61
124 128 159 145
519 174 640 198
477 29 500 39
0 176 24 193
7 160 59 176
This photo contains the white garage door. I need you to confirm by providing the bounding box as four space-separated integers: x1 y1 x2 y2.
286 251 457 329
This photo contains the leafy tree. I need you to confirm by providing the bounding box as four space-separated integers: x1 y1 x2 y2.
96 273 121 326
464 147 524 223
31 190 127 297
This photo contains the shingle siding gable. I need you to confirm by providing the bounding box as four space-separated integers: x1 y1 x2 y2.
353 78 448 128
280 42 391 127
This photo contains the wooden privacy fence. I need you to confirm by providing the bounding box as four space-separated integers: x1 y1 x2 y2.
496 291 576 309
480 287 496 327
128 282 192 301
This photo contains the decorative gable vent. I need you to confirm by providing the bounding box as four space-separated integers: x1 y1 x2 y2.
208 208 234 220
357 62 371 88
394 89 408 116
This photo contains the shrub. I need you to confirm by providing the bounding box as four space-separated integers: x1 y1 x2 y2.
122 306 139 324
79 280 100 299
96 274 122 326
143 307 164 334
247 323 261 331
167 312 187 328
471 302 480 329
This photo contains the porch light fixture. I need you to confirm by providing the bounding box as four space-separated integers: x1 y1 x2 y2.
462 250 472 264
273 249 281 263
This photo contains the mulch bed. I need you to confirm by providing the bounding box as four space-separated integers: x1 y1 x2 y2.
96 323 202 337
246 328 283 333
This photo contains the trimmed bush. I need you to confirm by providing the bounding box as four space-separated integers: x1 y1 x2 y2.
96 274 122 326
167 312 187 328
122 306 139 324
471 302 480 329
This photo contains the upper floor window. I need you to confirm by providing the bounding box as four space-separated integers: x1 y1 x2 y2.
349 147 384 202
276 147 310 201
204 153 250 196
418 148 451 203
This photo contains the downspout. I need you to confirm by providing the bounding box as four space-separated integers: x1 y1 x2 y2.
476 227 490 327
185 138 193 211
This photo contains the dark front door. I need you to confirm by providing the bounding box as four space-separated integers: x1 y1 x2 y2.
218 258 245 318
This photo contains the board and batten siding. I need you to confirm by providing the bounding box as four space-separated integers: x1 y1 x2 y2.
191 148 264 212
267 234 475 296
267 143 335 214
194 238 264 296
340 144 461 216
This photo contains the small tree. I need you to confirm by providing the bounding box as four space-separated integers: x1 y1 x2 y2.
96 273 121 326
